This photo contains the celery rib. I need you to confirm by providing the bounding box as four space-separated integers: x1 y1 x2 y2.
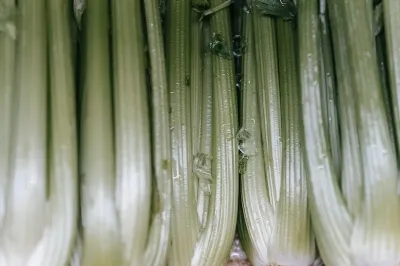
298 1 352 265
1 0 48 264
191 10 203 203
271 18 315 266
239 10 272 266
167 0 198 264
340 0 400 264
191 0 239 264
327 0 363 219
80 1 121 265
143 0 172 263
33 1 78 265
0 0 15 230
252 9 281 209
318 1 341 178
111 0 152 264
195 20 213 229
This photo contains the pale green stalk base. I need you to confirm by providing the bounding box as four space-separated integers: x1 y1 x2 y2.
341 0 400 264
143 0 172 264
191 0 238 264
239 10 272 266
328 0 363 219
34 1 79 265
80 1 121 265
0 0 48 264
299 1 352 265
111 1 152 265
191 10 203 203
167 0 198 264
0 0 15 230
195 20 213 230
270 18 315 266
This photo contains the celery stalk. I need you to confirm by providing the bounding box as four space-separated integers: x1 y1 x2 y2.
0 0 48 264
111 0 152 264
252 8 281 209
195 20 213 229
299 1 352 265
328 0 363 219
191 10 203 202
238 10 272 266
191 0 239 263
271 18 315 265
191 11 203 159
167 0 198 263
143 0 172 263
0 0 15 229
31 1 79 265
340 0 400 264
318 0 341 177
80 0 121 265
383 0 400 158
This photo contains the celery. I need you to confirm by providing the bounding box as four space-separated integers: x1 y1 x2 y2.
80 0 121 265
340 0 400 264
328 0 363 219
252 5 281 210
35 1 79 265
191 0 238 263
318 0 341 177
0 0 48 264
167 0 198 264
270 18 315 265
301 0 400 265
143 0 172 263
191 9 203 202
0 0 15 229
299 0 352 265
383 0 400 157
111 0 152 264
194 20 213 229
238 9 272 266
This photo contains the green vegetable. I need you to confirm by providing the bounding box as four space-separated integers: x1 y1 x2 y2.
143 0 172 263
340 0 400 264
252 3 281 211
191 0 239 263
318 0 341 177
300 0 400 264
1 0 48 264
194 19 213 229
80 0 121 265
299 0 352 265
271 18 315 265
45 0 79 264
238 9 272 266
167 0 198 263
111 0 152 264
0 0 15 230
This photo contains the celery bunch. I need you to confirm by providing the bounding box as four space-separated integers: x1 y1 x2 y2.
238 2 315 265
0 1 78 265
299 0 400 265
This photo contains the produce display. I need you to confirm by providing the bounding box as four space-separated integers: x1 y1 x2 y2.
0 0 399 265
